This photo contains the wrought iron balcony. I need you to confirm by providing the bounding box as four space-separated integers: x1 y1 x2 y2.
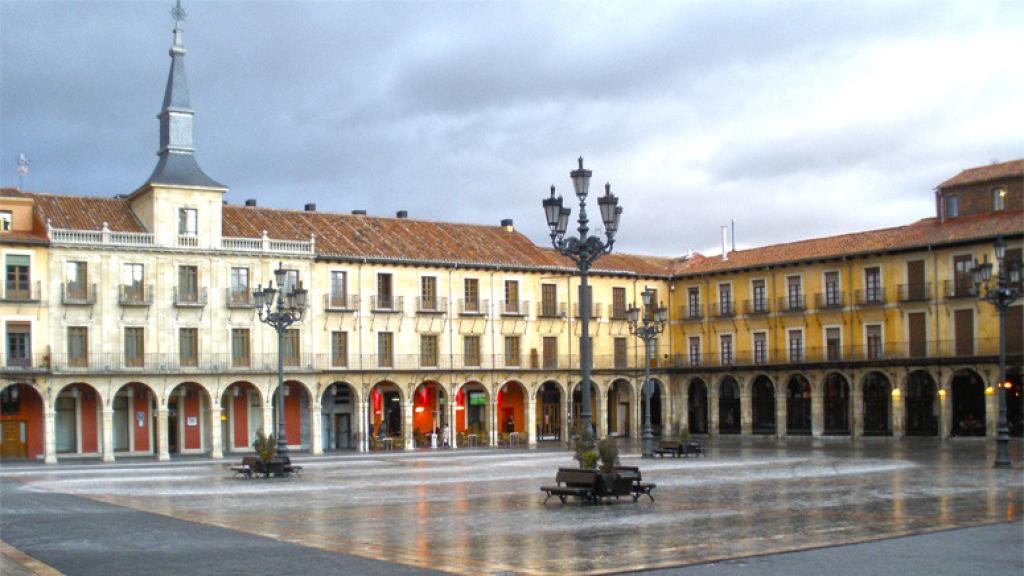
324 293 358 312
814 292 844 310
572 302 603 319
173 286 208 308
118 284 153 307
226 288 254 309
62 283 96 306
680 304 703 321
500 300 529 317
897 282 932 303
458 298 489 316
416 296 448 314
537 301 567 319
370 295 404 313
778 295 806 313
743 299 771 316
2 281 41 303
943 279 975 300
711 301 735 318
855 289 886 307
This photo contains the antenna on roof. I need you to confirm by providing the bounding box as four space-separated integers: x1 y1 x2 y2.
16 153 30 190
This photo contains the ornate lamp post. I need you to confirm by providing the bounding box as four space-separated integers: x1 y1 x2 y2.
627 287 668 458
254 262 308 456
543 157 622 442
971 236 1021 468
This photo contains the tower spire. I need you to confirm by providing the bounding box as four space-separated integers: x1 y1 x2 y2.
141 0 225 191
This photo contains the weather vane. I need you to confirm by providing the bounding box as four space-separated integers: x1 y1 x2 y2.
171 0 186 24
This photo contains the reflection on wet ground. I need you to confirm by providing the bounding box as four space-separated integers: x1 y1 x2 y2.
4 438 1021 575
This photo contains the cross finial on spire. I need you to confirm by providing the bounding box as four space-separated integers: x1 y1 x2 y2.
171 0 187 25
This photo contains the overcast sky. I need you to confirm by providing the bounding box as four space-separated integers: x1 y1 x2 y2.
2 1 1021 257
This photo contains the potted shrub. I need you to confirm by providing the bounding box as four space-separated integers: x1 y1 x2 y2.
253 429 277 478
572 434 596 467
597 437 620 493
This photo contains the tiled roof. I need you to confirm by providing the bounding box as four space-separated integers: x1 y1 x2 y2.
672 210 1024 276
0 188 29 198
0 230 48 245
28 193 145 232
938 159 1024 188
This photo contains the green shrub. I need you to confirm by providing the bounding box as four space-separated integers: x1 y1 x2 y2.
580 449 599 469
597 437 619 473
572 434 596 466
253 429 277 464
678 426 691 445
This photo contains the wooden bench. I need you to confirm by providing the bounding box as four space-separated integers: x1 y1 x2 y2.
615 466 656 502
653 441 683 458
272 456 303 476
229 456 259 478
681 441 706 457
540 468 599 503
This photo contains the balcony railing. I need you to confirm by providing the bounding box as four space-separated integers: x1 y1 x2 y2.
62 283 96 305
855 288 886 307
572 302 603 319
226 288 254 309
221 235 315 255
118 284 153 307
174 286 208 308
324 293 358 312
680 304 703 321
500 300 529 317
458 298 489 316
2 281 42 303
743 299 770 316
778 295 806 313
537 301 567 319
898 282 932 303
370 295 404 313
48 353 319 373
814 292 844 310
0 354 49 372
49 226 155 248
177 234 199 248
416 296 448 314
711 301 735 318
609 306 628 321
943 279 975 300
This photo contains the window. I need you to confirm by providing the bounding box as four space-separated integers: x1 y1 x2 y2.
953 255 973 297
753 332 767 365
1 386 20 415
331 331 348 367
179 328 198 367
124 327 144 367
826 327 842 361
825 271 841 307
377 273 393 309
992 187 1006 211
944 194 958 218
541 284 558 317
463 278 479 312
688 337 701 367
504 336 521 367
543 336 559 369
178 265 198 302
420 334 438 367
329 271 347 307
5 254 30 300
463 335 481 367
283 329 300 366
718 284 732 315
788 330 803 362
5 322 30 367
644 289 659 320
65 261 88 301
866 324 883 360
504 280 520 314
421 276 438 310
614 337 628 368
752 279 767 313
864 267 882 303
229 267 249 304
0 211 11 232
67 327 88 367
281 269 299 294
123 263 144 301
377 332 393 367
612 287 627 320
178 208 198 235
720 334 733 365
231 329 250 367
787 276 802 310
687 287 701 318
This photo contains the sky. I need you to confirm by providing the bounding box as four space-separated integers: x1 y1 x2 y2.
2 0 1022 258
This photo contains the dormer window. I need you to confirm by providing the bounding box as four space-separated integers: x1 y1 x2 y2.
944 195 958 219
178 208 197 235
0 211 11 232
992 187 1006 211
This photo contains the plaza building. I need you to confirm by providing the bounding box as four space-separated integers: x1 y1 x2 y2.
0 14 1021 463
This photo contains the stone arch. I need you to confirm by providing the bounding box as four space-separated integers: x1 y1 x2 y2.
455 380 489 439
0 383 45 460
369 380 404 441
903 370 938 436
110 382 158 454
718 375 741 434
267 379 312 451
52 382 103 457
785 373 812 435
570 380 600 437
321 381 358 451
497 380 527 436
220 381 264 452
861 371 892 436
822 372 851 435
535 380 564 441
751 374 776 434
641 377 667 437
412 381 447 446
686 377 709 434
166 382 212 454
950 368 986 437
606 378 633 437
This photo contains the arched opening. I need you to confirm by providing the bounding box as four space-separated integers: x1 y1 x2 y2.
687 379 708 434
823 373 850 435
951 369 985 437
1008 368 1022 438
412 381 447 448
112 382 157 454
905 371 938 436
719 377 741 434
862 372 891 436
221 382 263 452
1 383 45 460
606 379 632 437
167 382 212 454
455 382 488 444
497 381 526 437
751 375 775 434
536 381 562 441
571 381 599 437
786 375 811 435
369 381 403 447
640 379 664 436
321 382 357 451
54 383 102 456
270 380 311 451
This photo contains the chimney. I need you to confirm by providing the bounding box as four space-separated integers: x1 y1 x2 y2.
351 209 367 216
501 218 514 232
396 210 408 219
245 199 257 207
304 203 317 212
721 225 729 261
731 218 736 252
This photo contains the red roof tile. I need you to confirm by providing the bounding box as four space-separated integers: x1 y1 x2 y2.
29 193 145 232
938 159 1024 188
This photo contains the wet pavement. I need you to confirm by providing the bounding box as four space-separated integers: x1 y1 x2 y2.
1 438 1021 575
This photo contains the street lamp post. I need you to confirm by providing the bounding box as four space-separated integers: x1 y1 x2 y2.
627 287 668 458
971 236 1021 468
543 157 622 442
254 262 308 457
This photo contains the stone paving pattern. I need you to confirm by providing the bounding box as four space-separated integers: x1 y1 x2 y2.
1 438 1021 575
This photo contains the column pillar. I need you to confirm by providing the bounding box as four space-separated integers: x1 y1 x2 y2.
596 386 607 439
358 400 368 452
740 382 752 436
891 384 904 438
709 385 720 436
490 393 498 447
44 408 57 464
852 379 864 438
939 387 951 439
262 402 273 440
311 403 323 455
811 382 824 437
101 408 115 462
209 406 223 459
985 381 997 438
527 390 537 447
775 384 787 438
404 399 414 450
157 408 170 461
